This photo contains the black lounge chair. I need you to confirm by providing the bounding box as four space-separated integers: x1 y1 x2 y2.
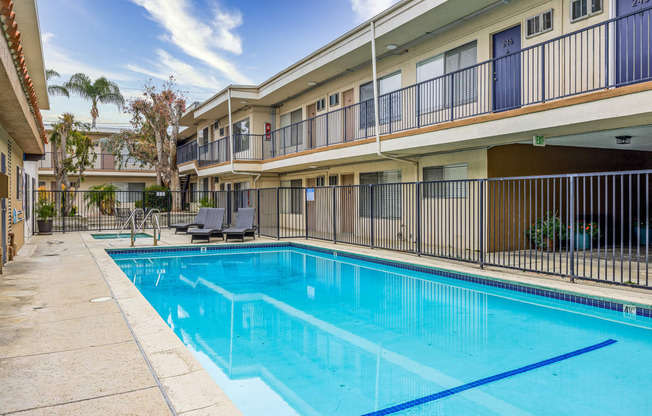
188 208 226 243
223 208 257 242
171 207 208 234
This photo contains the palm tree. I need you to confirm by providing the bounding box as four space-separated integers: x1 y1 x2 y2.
45 69 69 97
65 73 125 128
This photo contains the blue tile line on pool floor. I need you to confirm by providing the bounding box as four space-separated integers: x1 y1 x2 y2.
360 339 618 416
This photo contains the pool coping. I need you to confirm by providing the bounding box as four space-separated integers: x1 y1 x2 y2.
106 241 652 319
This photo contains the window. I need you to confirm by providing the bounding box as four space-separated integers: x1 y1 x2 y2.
526 10 553 38
219 126 229 137
112 182 145 203
280 109 303 147
422 164 468 198
329 93 339 107
16 166 22 200
38 181 46 188
417 42 477 114
233 118 250 153
360 71 402 128
328 175 338 186
316 98 326 112
189 182 197 203
280 179 303 214
315 176 325 187
570 0 602 22
359 170 402 219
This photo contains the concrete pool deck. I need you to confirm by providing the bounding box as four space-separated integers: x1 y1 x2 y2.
1 230 651 415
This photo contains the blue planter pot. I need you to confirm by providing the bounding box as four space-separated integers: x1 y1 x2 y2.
635 226 650 245
574 231 593 250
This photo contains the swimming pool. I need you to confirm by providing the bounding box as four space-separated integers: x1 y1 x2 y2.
110 244 652 416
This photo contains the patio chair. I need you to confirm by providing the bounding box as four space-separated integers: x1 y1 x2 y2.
115 207 142 226
223 208 257 242
188 208 226 243
170 207 208 234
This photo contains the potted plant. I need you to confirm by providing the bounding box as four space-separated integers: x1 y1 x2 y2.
570 220 602 250
525 211 567 250
634 216 651 245
35 186 55 235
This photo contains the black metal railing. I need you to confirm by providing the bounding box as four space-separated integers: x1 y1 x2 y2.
39 152 154 171
178 7 652 165
34 169 651 289
177 141 198 165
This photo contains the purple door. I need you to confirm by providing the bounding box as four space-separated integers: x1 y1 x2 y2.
616 0 652 85
493 25 522 112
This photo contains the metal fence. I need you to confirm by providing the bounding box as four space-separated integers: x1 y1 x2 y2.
176 7 652 165
34 170 651 288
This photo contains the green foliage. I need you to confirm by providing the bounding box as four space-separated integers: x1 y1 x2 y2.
83 184 120 216
68 206 78 217
141 185 172 212
572 220 602 239
525 212 567 249
35 188 55 219
198 195 216 208
65 73 124 127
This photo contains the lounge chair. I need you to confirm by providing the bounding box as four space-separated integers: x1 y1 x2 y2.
170 207 208 234
188 208 226 243
223 208 257 242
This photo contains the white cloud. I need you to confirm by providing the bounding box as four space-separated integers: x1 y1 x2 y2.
41 33 133 82
350 0 400 22
125 49 223 91
130 0 252 84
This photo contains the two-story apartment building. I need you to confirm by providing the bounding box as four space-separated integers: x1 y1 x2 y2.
39 125 158 193
177 0 652 193
0 0 48 260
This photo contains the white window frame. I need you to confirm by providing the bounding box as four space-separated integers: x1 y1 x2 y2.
422 163 469 198
570 0 603 23
316 98 326 112
525 9 553 38
329 93 339 107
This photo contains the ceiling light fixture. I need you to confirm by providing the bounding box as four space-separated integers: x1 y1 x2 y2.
308 81 317 86
615 135 632 145
386 44 398 50
240 100 248 104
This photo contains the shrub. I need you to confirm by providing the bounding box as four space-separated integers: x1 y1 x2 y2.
84 184 120 216
142 185 171 212
35 186 55 219
198 195 216 208
525 212 567 249
571 220 602 239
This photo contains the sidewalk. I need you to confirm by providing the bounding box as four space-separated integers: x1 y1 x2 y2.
0 233 174 415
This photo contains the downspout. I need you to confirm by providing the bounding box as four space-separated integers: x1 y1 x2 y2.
370 21 418 178
227 87 262 186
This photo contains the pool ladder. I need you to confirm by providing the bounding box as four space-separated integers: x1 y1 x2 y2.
117 209 161 247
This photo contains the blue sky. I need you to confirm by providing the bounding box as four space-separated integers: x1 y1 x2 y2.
39 0 399 127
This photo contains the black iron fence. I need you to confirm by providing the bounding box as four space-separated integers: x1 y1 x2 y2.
34 170 651 288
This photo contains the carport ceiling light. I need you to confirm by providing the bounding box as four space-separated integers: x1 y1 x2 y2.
386 44 398 50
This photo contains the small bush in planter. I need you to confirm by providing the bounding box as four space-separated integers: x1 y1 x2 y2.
35 186 55 234
198 195 216 208
570 220 602 249
142 185 172 212
525 212 567 250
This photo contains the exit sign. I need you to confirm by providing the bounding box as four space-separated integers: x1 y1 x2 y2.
533 135 546 147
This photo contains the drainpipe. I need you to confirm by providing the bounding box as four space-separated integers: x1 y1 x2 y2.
227 87 262 186
370 21 418 176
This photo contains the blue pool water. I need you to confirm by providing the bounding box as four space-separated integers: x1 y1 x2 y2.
110 246 652 416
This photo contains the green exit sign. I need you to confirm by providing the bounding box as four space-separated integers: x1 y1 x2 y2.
533 135 546 147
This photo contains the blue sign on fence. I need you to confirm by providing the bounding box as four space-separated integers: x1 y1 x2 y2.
306 188 315 202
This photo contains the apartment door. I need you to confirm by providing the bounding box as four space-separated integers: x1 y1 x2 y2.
342 89 354 141
492 25 521 112
340 174 354 234
307 103 317 149
102 153 115 170
616 0 652 85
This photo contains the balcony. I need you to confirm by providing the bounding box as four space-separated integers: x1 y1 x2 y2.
38 152 154 171
178 8 652 166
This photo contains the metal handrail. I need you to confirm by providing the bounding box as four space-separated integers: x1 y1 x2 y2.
135 209 160 235
117 208 144 236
